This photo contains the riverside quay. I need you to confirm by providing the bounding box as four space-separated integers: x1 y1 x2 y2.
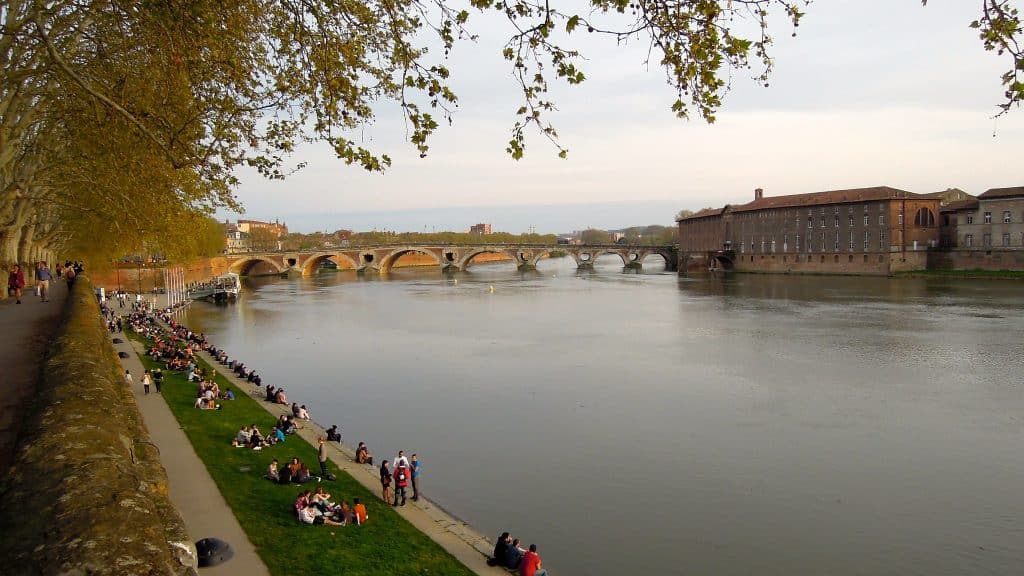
677 185 1024 275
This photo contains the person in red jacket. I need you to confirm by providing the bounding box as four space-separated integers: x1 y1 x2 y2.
392 461 411 506
519 544 548 576
7 264 25 304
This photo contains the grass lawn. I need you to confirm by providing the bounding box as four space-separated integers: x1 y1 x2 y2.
129 333 475 576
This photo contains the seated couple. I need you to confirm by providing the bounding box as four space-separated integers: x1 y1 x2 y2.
355 442 373 465
270 457 318 484
492 533 548 576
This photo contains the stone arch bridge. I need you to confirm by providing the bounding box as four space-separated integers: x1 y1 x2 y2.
226 244 678 277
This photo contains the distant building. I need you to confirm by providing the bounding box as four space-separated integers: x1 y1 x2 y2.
223 221 250 253
237 218 288 237
923 187 973 207
940 186 1024 250
469 223 492 235
677 186 941 275
611 232 626 242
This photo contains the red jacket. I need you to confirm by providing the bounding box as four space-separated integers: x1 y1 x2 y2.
8 269 25 289
393 465 410 488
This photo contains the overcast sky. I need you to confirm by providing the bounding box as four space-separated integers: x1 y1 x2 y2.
220 0 1024 234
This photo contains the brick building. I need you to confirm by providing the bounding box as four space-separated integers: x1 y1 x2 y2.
677 186 941 275
469 223 492 235
237 218 288 237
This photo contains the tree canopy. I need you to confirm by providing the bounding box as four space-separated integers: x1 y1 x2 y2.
0 1 1020 271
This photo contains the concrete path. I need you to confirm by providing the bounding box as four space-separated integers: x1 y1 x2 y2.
112 332 270 575
0 279 67 475
179 321 511 575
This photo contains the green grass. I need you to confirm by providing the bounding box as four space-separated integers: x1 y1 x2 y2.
129 333 474 576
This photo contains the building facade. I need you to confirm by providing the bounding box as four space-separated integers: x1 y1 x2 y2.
469 223 492 235
237 218 288 237
934 186 1024 271
678 187 941 275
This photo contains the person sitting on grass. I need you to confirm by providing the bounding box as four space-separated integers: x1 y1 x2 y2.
221 388 235 400
266 459 279 482
311 486 334 512
249 426 265 450
232 425 251 447
297 503 344 526
277 414 298 435
295 462 318 484
336 501 356 525
353 498 367 525
278 461 293 484
269 426 285 445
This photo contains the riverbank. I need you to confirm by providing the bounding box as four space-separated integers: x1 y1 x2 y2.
126 313 508 575
895 268 1024 280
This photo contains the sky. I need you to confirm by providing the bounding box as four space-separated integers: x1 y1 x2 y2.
219 0 1024 234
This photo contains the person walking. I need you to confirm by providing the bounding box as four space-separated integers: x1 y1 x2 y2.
35 261 53 302
410 453 421 502
379 461 392 504
153 368 163 393
7 264 25 304
141 370 152 394
124 370 133 389
317 437 330 478
64 263 76 289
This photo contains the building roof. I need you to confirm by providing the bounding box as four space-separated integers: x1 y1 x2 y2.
978 186 1024 199
940 198 979 212
730 186 921 213
677 186 934 222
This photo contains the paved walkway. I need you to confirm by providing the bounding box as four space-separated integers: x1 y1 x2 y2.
113 334 270 576
0 279 67 475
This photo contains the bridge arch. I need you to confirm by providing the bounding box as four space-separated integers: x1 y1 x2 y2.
590 250 630 267
379 247 442 273
229 256 283 276
302 253 358 276
711 254 735 271
457 248 517 271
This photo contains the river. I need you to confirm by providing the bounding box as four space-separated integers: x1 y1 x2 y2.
180 255 1024 575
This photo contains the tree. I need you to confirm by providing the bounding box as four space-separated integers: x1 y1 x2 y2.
580 228 612 244
0 1 1020 278
247 228 280 252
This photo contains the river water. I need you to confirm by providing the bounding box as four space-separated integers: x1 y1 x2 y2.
180 256 1024 575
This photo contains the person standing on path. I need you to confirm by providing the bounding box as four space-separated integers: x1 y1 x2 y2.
410 453 421 501
124 369 133 389
379 461 392 504
35 262 53 302
392 460 410 507
7 265 25 304
317 437 329 478
141 370 152 394
153 368 163 393
393 450 409 469
64 263 76 290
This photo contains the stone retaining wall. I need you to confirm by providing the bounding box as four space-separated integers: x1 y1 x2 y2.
0 278 197 575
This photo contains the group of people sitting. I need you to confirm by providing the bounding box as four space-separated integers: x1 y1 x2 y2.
491 533 549 576
293 488 368 527
193 378 226 410
266 457 320 484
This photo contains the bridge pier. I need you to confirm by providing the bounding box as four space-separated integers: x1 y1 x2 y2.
624 261 643 271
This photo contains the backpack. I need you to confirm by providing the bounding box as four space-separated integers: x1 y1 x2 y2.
396 466 408 484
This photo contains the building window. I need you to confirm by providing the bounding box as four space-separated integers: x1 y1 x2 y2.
1002 233 1011 246
834 216 840 228
983 233 992 247
783 234 788 252
848 215 854 227
863 214 869 226
1004 211 1012 223
834 231 840 252
966 214 974 224
849 230 854 251
879 214 885 225
880 230 886 250
807 216 813 229
984 212 992 224
863 230 870 251
740 242 745 253
820 217 826 228
965 233 973 247
834 206 839 214
898 213 904 225
914 207 936 227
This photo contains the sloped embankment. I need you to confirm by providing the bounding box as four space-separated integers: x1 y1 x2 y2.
0 278 196 575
